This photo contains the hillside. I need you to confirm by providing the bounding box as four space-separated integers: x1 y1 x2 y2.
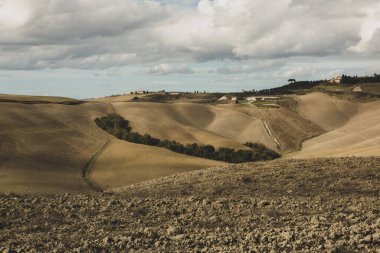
217 103 324 153
1 157 379 252
0 96 223 194
0 94 79 104
295 92 359 131
0 101 110 194
112 102 278 151
90 140 222 190
0 92 379 194
291 98 380 158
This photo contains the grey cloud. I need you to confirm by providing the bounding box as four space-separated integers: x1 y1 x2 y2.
0 0 379 70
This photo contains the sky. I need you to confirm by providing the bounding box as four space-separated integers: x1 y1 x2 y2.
0 0 380 98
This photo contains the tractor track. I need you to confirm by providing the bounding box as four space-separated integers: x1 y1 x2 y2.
82 139 111 192
82 103 115 192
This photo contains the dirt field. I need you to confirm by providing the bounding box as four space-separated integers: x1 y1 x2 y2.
112 102 278 151
0 97 223 194
90 140 223 190
217 104 324 153
0 92 379 194
0 94 78 103
1 157 379 252
295 92 359 131
290 99 380 158
0 101 110 194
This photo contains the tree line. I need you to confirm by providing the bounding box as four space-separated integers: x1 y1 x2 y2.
95 114 280 163
341 74 380 85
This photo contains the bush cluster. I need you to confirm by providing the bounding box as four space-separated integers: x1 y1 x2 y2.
95 114 280 163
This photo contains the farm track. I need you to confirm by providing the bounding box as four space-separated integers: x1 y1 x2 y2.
108 102 116 114
81 103 115 192
263 121 281 150
81 139 111 192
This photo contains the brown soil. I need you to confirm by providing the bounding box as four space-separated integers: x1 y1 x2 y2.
1 157 379 252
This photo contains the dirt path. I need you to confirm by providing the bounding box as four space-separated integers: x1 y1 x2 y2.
82 139 111 192
82 104 115 192
108 102 116 114
262 121 281 150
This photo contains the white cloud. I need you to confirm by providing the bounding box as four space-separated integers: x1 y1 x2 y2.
146 63 194 75
216 60 286 74
277 66 315 79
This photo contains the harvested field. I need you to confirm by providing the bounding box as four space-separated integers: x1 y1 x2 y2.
112 102 278 151
290 100 380 158
0 98 223 194
296 92 359 131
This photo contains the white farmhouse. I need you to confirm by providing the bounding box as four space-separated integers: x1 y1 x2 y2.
329 76 342 84
218 96 229 101
246 96 257 101
352 86 362 92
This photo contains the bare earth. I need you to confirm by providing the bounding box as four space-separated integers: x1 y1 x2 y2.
290 93 380 158
0 98 221 194
112 102 277 151
1 92 379 194
1 157 380 252
0 92 380 252
0 102 110 194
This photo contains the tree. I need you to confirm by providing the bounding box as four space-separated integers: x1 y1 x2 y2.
94 114 281 163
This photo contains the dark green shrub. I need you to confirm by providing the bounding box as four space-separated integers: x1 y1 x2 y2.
95 114 281 163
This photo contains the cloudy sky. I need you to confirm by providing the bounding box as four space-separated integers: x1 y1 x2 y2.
1 0 380 98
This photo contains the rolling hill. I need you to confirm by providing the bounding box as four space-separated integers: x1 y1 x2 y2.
111 102 278 151
290 97 380 158
0 91 379 194
0 96 224 194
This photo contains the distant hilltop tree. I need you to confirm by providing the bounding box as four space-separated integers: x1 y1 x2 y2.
288 79 296 84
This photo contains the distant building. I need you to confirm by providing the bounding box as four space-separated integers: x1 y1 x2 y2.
218 96 229 101
263 103 280 108
352 86 362 92
217 95 239 104
246 97 257 101
329 76 342 84
250 96 279 101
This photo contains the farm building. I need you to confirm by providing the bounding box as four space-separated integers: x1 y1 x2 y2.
218 96 229 101
249 96 279 101
329 76 342 84
217 96 239 104
246 97 257 101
